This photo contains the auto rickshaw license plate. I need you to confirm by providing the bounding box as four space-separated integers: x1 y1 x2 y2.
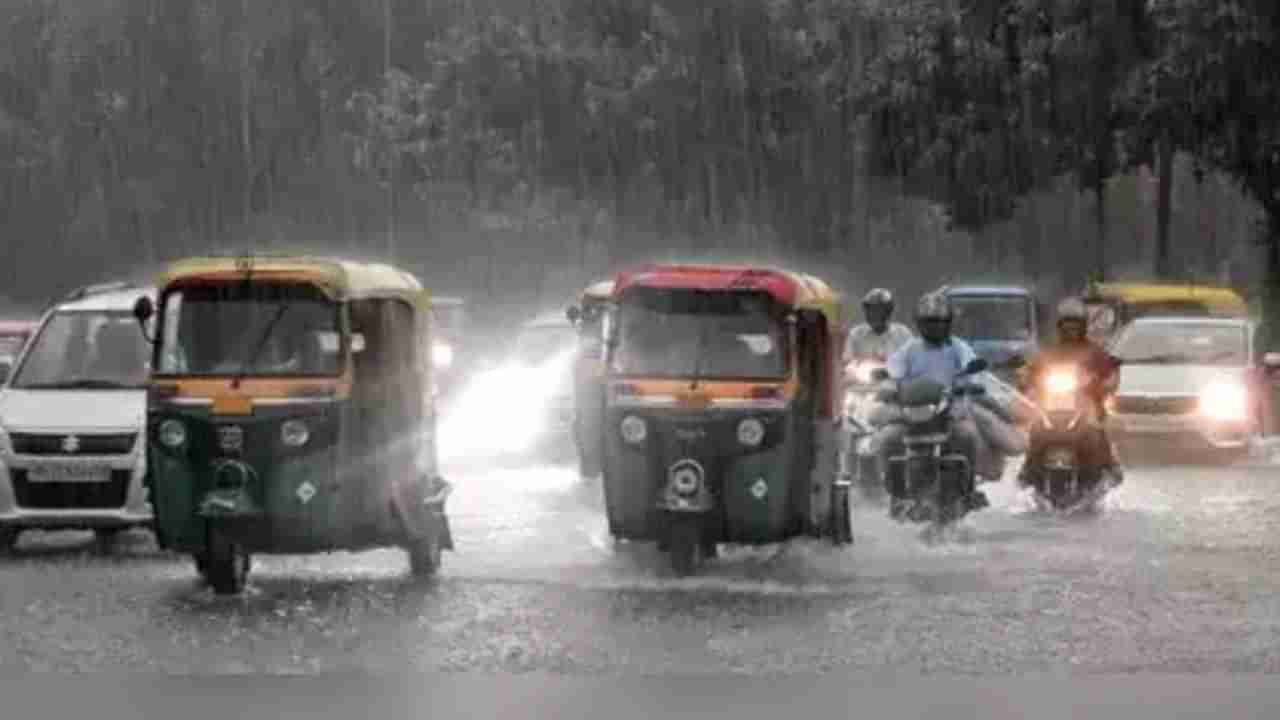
28 464 111 484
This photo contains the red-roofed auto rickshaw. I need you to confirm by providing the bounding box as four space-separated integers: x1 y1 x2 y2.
600 265 851 575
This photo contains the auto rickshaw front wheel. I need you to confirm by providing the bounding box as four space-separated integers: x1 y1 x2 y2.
667 514 703 577
830 483 853 545
406 530 443 578
201 523 250 595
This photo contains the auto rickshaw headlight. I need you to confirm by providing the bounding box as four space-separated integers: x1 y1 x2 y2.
620 415 647 444
281 419 311 447
158 419 187 448
737 417 765 447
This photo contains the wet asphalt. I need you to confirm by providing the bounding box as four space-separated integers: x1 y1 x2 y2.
1 451 1279 674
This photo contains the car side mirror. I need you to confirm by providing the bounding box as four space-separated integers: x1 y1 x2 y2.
965 358 989 375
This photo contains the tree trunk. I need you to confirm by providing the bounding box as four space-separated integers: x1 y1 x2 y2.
1155 133 1174 278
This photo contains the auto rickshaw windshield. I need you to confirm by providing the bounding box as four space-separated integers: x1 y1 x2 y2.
951 296 1033 342
610 288 787 379
155 282 342 377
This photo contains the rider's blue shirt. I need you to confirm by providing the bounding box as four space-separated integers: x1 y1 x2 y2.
887 336 978 386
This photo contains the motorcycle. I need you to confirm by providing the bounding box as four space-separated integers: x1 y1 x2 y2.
1014 356 1122 514
874 357 991 526
842 358 889 500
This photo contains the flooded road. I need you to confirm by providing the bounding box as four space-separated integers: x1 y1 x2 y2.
2 455 1280 673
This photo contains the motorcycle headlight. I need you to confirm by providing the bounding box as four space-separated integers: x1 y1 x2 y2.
281 419 310 447
737 417 765 447
902 404 938 423
158 419 187 448
620 415 647 444
432 342 454 369
1045 368 1079 395
1199 381 1248 422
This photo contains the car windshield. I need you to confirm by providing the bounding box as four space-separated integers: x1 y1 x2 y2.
1112 323 1247 366
155 282 342 377
12 311 149 389
611 289 786 379
950 296 1033 342
514 325 576 366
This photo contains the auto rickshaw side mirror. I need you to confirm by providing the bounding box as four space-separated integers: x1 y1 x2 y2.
132 296 156 344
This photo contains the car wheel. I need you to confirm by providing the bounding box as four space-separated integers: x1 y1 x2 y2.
93 528 121 555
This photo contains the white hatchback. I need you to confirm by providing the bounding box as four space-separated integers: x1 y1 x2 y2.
0 283 155 551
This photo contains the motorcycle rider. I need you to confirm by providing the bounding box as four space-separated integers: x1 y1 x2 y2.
1016 297 1124 488
876 292 989 511
844 288 915 369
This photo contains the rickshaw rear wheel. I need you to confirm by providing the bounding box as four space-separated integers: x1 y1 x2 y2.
830 484 853 545
407 530 442 578
667 515 702 577
204 524 249 595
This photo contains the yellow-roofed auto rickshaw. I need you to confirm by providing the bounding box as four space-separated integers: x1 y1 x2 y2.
600 265 850 576
1082 282 1249 344
566 280 614 478
131 256 453 594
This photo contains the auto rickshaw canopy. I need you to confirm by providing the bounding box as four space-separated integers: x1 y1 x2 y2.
1084 282 1248 317
157 255 427 306
611 264 843 327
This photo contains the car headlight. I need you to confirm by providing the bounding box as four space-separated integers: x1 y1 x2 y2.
737 417 765 447
1199 381 1248 422
158 419 187 448
281 419 310 447
432 342 454 369
620 415 647 444
1045 368 1078 395
902 404 938 423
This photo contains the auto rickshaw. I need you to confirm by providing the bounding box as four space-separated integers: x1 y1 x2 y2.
566 280 614 477
599 264 850 576
1081 282 1249 344
131 256 453 594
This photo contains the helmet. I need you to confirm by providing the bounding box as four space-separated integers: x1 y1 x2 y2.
915 292 953 345
861 288 895 333
1056 297 1088 343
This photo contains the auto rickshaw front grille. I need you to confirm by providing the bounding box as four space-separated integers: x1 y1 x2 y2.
9 469 130 509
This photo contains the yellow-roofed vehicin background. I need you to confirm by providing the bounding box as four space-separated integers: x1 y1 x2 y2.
1082 282 1248 343
132 256 452 594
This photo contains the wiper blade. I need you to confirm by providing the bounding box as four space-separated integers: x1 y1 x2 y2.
234 304 290 389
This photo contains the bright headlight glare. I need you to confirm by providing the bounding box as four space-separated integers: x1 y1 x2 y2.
432 343 454 369
1046 369 1078 395
737 417 765 447
620 415 647 444
1199 381 1248 421
281 419 310 447
158 419 187 448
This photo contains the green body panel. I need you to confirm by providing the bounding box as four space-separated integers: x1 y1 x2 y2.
147 400 410 555
720 442 791 544
601 438 656 540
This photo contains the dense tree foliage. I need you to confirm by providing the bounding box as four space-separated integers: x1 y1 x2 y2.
0 0 1270 326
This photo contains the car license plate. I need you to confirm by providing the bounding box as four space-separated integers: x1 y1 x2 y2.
27 465 111 484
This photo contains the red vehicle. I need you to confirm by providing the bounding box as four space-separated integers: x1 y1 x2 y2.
0 321 37 384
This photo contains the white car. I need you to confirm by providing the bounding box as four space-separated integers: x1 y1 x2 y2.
0 282 155 551
1106 316 1278 461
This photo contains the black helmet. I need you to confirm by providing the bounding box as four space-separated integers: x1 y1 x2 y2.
862 288 895 332
1056 297 1088 343
915 292 953 346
